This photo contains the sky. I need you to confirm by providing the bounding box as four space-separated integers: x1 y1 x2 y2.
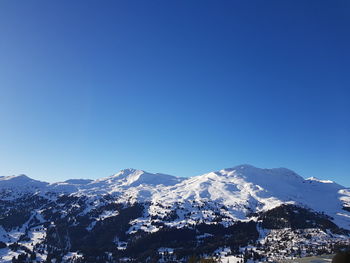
0 1 349 185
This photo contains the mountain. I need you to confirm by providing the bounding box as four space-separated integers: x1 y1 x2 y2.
0 175 48 199
0 165 349 263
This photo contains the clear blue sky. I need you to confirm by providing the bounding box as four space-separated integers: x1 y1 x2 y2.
0 1 349 185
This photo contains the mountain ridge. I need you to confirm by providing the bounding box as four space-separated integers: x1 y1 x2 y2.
2 164 347 188
1 164 349 229
0 164 349 262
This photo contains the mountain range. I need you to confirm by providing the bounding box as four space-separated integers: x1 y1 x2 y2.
1 165 349 263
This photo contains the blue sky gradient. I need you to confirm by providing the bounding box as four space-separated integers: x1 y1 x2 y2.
0 1 349 185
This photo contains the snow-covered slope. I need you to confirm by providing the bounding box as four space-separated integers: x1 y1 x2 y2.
0 165 349 262
0 174 47 189
1 165 349 229
4 164 350 230
85 168 184 190
0 175 48 198
1 169 184 197
143 164 350 230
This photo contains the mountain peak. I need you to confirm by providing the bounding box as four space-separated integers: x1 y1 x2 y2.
0 174 48 195
222 164 301 180
112 168 145 177
120 168 142 173
0 174 33 182
91 168 184 189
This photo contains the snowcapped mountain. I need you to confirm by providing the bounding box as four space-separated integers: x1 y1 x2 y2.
0 174 48 190
0 165 349 262
154 164 350 229
0 175 48 199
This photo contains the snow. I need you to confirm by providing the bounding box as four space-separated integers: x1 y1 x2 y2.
158 247 174 254
220 255 242 263
64 179 93 185
215 247 242 263
97 210 119 221
307 177 336 184
0 174 48 198
62 252 83 261
1 164 350 262
19 225 46 250
1 164 350 233
0 247 21 263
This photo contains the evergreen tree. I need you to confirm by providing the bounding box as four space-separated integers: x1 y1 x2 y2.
188 255 198 263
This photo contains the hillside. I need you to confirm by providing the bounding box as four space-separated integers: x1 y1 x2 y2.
0 165 349 262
